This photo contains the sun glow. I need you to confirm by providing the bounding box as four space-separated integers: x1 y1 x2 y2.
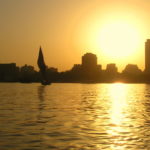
74 7 146 71
98 21 141 59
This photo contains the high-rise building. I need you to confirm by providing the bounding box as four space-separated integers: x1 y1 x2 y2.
145 39 150 73
82 53 97 68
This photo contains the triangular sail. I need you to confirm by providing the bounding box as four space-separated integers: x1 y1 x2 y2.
37 46 50 85
37 46 46 73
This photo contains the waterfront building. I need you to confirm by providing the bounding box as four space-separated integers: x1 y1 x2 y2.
82 53 97 68
81 53 101 71
145 39 150 73
105 63 118 73
0 63 19 81
122 64 142 75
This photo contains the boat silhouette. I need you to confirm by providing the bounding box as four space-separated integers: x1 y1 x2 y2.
37 47 51 85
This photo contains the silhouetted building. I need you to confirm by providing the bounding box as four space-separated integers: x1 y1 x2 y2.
0 63 19 81
101 63 119 82
82 53 97 68
145 39 150 74
71 64 82 72
122 64 142 75
59 53 102 82
81 53 102 71
106 64 118 73
80 53 102 82
121 64 143 82
19 64 37 82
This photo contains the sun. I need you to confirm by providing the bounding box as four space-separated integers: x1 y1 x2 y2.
98 21 141 59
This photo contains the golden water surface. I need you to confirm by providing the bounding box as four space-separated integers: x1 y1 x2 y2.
0 83 150 150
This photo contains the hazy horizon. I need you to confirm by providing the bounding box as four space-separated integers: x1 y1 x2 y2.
1 0 150 71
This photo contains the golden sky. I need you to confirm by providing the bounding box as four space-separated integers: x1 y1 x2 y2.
0 0 150 71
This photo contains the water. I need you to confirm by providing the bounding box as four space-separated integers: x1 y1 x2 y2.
0 83 150 150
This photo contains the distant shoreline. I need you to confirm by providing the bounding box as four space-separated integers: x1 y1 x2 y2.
0 81 149 84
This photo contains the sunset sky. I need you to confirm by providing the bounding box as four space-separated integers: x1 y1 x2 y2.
0 0 150 72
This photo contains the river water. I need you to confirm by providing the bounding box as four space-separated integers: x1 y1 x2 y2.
0 83 150 150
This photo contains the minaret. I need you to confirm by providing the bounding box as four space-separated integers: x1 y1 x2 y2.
145 39 150 74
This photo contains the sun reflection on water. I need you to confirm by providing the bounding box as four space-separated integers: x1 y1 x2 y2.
107 83 130 150
109 83 128 126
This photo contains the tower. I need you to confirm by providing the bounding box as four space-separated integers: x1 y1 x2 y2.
145 39 150 73
82 53 97 68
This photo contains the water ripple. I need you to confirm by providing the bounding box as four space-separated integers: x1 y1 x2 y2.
0 83 150 150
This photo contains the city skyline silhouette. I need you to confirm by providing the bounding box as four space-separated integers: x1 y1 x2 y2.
1 0 150 71
0 38 150 83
